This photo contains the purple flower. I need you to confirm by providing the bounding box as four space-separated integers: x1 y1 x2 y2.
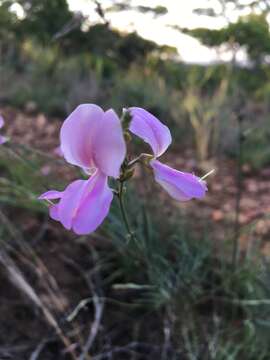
129 107 207 201
0 116 8 144
39 104 126 235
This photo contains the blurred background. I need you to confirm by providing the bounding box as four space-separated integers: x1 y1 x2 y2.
1 0 270 359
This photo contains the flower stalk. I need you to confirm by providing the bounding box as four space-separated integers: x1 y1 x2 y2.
117 180 134 241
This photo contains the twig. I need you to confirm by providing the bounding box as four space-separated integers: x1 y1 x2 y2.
29 339 48 360
0 251 78 360
79 293 104 360
79 248 104 360
53 13 85 40
161 317 171 360
67 298 93 322
94 1 110 25
0 344 31 358
61 249 104 360
92 342 162 360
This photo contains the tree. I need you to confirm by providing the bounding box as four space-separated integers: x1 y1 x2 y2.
100 1 168 18
173 0 270 66
182 13 270 65
15 0 75 45
0 0 174 67
0 1 21 61
193 0 270 21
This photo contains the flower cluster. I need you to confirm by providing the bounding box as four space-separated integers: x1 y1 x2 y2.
39 104 207 235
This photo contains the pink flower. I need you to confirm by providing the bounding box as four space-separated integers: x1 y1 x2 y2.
39 104 126 235
129 107 207 201
0 116 8 144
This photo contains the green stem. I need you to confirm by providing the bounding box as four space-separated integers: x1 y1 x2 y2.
232 113 244 270
118 181 133 240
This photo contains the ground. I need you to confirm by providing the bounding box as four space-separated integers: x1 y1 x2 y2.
0 106 269 359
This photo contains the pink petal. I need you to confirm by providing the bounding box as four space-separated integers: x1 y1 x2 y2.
0 117 7 144
129 107 172 157
92 109 126 178
150 160 207 201
60 104 126 178
57 179 87 230
38 190 63 200
60 104 104 169
0 116 4 129
72 172 113 235
49 204 60 221
44 172 113 234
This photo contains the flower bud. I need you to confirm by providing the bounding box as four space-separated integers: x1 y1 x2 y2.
121 109 132 131
120 167 135 182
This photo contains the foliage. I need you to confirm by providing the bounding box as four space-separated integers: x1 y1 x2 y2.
182 67 229 162
6 0 75 45
106 1 168 17
194 0 270 19
242 122 270 169
109 66 175 116
182 13 270 65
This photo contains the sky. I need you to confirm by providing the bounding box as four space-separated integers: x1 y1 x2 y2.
67 0 248 64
